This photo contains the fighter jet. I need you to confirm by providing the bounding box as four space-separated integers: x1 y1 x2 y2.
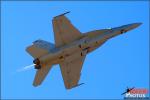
26 12 142 89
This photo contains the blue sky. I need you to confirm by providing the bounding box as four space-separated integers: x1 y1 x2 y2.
1 1 149 99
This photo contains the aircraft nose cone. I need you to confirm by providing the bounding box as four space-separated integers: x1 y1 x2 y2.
120 22 142 33
130 22 142 29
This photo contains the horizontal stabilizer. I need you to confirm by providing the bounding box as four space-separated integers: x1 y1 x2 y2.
33 65 52 86
26 39 54 58
26 45 49 58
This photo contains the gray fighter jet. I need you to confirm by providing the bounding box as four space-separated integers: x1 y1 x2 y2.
26 12 142 89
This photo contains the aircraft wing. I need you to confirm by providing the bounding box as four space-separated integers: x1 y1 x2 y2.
52 14 81 47
33 65 52 86
59 52 86 89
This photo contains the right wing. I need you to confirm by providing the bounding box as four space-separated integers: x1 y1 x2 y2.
60 51 86 89
52 13 81 47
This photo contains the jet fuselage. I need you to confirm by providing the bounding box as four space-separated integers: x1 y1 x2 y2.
36 23 141 67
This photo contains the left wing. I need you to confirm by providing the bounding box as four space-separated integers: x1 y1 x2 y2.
52 13 81 47
59 52 86 89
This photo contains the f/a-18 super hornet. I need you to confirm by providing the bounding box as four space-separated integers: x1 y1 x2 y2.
26 12 142 89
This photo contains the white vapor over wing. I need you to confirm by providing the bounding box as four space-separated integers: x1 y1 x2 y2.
17 64 35 72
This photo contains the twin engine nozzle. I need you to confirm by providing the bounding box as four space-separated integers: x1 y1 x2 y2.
33 58 41 69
